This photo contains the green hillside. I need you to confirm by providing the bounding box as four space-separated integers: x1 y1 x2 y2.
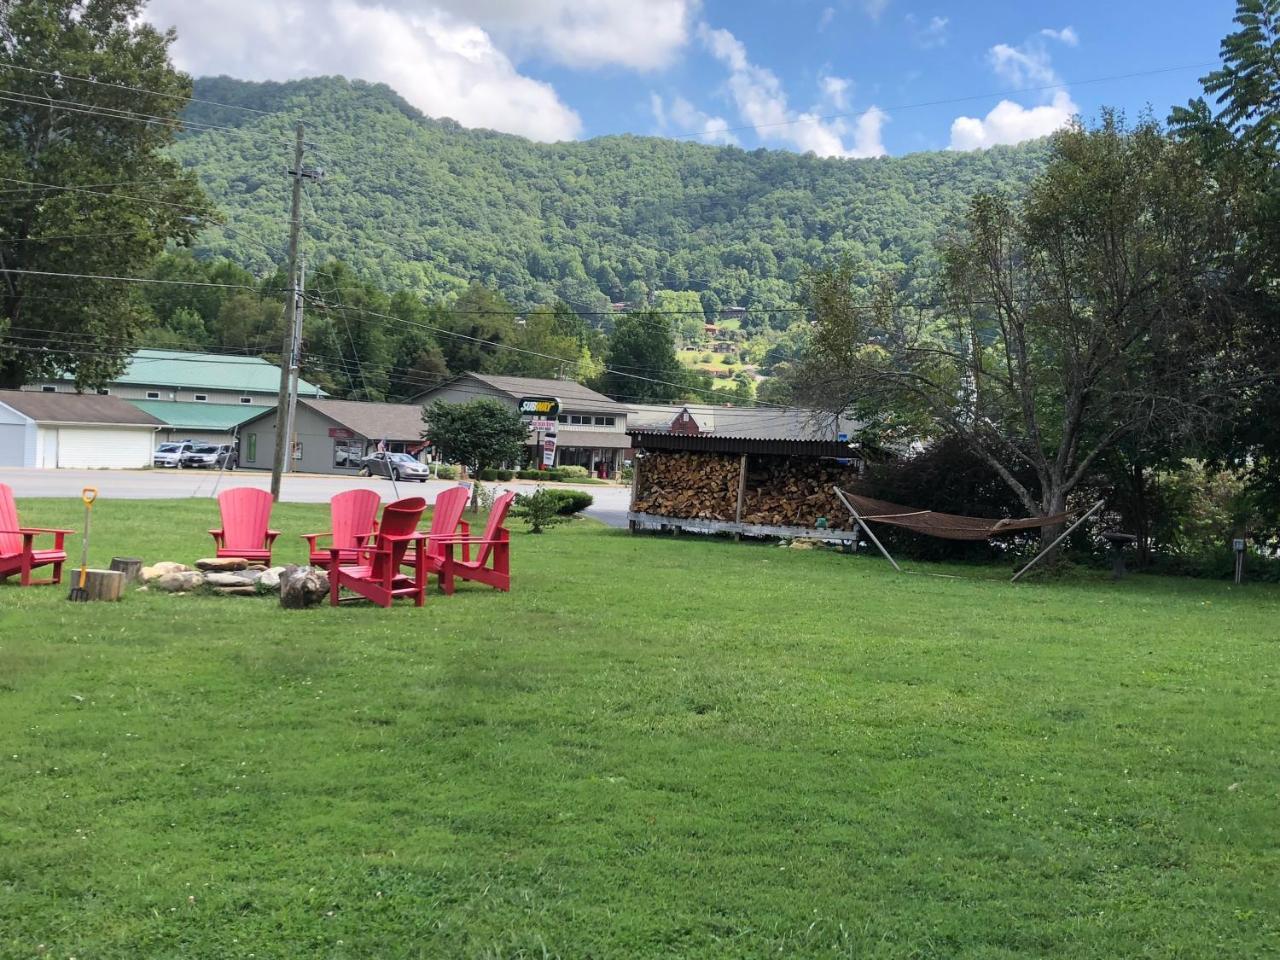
176 76 1047 318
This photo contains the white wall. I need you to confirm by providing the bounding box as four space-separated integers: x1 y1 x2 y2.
0 401 35 467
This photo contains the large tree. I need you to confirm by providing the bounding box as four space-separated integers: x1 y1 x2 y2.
801 115 1247 545
599 312 686 402
0 0 215 389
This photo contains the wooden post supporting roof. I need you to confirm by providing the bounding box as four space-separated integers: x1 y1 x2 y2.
733 453 748 541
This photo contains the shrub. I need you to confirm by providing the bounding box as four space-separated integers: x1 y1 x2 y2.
552 490 593 515
555 465 590 478
512 489 571 534
479 467 499 481
517 469 541 480
496 469 514 481
434 464 459 480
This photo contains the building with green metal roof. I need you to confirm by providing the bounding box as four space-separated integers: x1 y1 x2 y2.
26 349 326 406
128 400 264 445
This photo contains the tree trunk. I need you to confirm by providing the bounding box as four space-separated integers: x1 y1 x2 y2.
1037 488 1069 561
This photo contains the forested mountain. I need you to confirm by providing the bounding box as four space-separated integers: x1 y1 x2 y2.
175 76 1048 322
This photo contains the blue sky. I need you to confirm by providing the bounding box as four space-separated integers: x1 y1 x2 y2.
150 0 1238 156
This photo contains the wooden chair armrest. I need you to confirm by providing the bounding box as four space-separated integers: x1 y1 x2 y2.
301 532 331 548
18 526 76 535
265 529 281 545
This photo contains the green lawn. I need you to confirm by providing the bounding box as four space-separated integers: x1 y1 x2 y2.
2 498 1278 959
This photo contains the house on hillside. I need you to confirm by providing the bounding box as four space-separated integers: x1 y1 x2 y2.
412 372 631 478
0 390 162 469
237 398 427 475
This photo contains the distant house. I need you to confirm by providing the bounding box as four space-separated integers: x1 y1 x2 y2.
237 398 427 475
0 390 162 469
412 372 631 478
25 348 325 406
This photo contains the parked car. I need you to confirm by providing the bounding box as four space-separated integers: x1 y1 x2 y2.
153 441 195 468
181 443 236 470
360 451 430 482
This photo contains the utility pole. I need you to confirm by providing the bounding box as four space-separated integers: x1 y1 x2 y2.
270 122 322 500
280 253 306 482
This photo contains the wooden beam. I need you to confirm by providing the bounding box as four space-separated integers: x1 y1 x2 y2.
733 453 748 541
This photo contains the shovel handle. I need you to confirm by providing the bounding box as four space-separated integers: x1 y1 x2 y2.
82 487 98 507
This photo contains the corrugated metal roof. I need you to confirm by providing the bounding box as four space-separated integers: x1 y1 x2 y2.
58 349 326 396
0 390 164 426
129 400 264 431
627 430 862 460
628 403 861 442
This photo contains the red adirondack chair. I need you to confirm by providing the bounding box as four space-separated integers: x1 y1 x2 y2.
436 490 515 594
0 482 73 586
208 487 279 563
401 485 470 585
330 496 428 608
301 488 381 569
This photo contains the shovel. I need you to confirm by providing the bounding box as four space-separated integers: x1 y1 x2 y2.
68 487 98 602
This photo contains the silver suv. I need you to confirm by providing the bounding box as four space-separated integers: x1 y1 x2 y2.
154 441 194 468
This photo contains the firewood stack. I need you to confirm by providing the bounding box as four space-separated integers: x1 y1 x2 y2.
633 451 862 528
633 452 739 520
741 458 860 527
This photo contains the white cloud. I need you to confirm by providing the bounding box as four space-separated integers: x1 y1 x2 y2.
1040 26 1079 47
144 0 584 141
949 90 1077 150
988 41 1059 88
449 0 695 70
651 93 738 145
818 6 836 31
820 75 852 110
908 15 949 49
698 24 886 158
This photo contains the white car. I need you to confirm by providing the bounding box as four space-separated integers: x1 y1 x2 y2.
153 441 194 468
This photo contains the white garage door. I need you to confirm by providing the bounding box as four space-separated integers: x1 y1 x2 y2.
57 428 154 469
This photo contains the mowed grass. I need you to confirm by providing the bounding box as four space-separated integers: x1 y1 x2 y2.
1 498 1278 959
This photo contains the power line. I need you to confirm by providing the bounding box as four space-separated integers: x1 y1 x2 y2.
2 63 275 116
0 267 268 290
0 175 211 213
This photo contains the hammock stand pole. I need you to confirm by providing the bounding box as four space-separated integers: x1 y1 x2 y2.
1010 500 1105 584
834 487 901 573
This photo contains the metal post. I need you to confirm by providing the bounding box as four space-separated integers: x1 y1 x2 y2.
734 453 748 541
281 254 305 480
270 122 306 501
833 486 901 572
1010 500 1105 583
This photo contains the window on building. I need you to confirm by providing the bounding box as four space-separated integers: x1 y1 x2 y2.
291 441 303 461
194 394 208 402
146 391 160 400
594 416 608 425
41 385 56 393
570 414 584 425
557 414 569 424
240 397 253 404
334 438 363 469
605 416 615 426
245 433 257 463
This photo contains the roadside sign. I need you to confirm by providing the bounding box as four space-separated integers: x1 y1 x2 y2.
541 435 557 468
519 396 560 417
528 419 557 431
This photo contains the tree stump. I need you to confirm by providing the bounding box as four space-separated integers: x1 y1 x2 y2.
76 569 126 602
109 557 144 583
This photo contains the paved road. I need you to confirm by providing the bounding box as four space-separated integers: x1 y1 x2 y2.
0 467 632 529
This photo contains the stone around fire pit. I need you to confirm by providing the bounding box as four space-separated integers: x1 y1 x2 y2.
196 557 251 572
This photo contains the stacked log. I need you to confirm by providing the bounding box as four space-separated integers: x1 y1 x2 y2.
741 458 861 528
633 452 739 520
632 450 862 529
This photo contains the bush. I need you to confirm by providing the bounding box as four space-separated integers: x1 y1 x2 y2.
479 468 499 481
434 464 459 480
512 489 571 534
552 490 593 515
496 469 514 481
554 465 590 478
517 469 542 480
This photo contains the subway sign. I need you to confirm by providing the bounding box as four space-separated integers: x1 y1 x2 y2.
518 396 560 417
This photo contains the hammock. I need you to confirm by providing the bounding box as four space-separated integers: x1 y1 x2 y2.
839 492 1075 541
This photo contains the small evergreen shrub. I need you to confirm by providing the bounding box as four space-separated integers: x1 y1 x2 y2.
435 464 459 480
